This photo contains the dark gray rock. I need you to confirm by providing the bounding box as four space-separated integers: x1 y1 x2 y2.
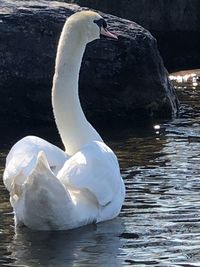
69 0 200 31
0 0 179 130
68 0 200 72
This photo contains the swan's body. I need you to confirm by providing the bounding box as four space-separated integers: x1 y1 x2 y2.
3 11 125 230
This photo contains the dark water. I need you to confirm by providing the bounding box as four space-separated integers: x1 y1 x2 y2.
1 70 200 266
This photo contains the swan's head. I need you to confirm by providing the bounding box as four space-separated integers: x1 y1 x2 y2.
66 11 117 44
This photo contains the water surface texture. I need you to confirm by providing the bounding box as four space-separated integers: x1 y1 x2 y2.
1 70 200 266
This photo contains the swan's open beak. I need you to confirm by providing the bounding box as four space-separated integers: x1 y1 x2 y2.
100 27 118 40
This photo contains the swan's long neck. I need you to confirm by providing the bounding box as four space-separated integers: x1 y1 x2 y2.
52 22 102 155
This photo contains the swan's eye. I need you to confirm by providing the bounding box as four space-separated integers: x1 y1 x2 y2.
94 18 107 29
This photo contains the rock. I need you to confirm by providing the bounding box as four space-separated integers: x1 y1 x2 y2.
68 0 200 72
70 0 200 32
0 0 179 130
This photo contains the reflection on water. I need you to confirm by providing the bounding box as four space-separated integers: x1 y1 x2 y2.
1 70 200 266
7 220 124 267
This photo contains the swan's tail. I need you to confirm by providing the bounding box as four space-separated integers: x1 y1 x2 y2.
13 151 73 230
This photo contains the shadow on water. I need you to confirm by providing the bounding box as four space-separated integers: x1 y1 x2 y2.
1 69 200 266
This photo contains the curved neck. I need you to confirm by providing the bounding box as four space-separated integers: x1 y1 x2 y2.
52 25 102 155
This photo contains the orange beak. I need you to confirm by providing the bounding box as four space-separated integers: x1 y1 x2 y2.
100 27 118 40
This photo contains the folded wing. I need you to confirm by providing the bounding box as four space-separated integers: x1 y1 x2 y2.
58 141 124 207
3 136 69 193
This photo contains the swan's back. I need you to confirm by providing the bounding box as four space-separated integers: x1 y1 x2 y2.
3 138 125 230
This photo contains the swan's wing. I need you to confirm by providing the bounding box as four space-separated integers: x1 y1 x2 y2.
3 136 69 192
58 141 124 207
12 151 72 230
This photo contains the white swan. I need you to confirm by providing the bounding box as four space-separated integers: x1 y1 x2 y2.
3 11 125 231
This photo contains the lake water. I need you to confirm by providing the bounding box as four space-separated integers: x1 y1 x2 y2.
1 70 200 266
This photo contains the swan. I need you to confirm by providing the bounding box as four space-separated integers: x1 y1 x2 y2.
3 11 125 231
